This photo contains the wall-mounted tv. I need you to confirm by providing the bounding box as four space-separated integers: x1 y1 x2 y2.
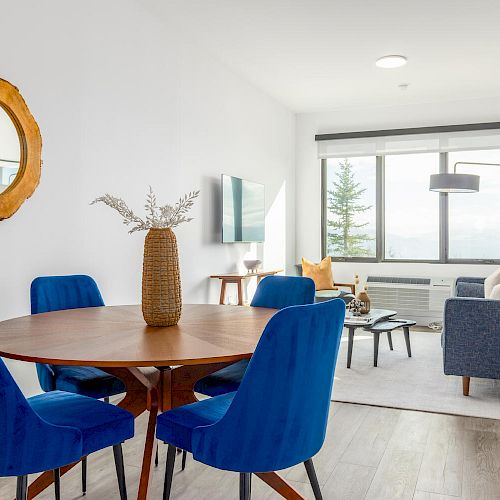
222 174 265 243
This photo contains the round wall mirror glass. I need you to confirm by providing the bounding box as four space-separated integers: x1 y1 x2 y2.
0 104 21 193
0 79 41 220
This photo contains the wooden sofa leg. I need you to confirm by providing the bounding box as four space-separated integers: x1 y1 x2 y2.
462 376 470 396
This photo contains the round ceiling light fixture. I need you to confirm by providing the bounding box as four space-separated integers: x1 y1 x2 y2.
376 55 407 69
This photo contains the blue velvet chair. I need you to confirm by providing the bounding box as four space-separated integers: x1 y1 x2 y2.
442 276 500 396
30 275 126 493
194 275 316 397
157 298 345 500
0 358 134 500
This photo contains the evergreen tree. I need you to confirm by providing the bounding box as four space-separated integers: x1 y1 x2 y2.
327 159 374 256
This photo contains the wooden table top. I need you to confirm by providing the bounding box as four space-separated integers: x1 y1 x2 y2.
0 304 276 368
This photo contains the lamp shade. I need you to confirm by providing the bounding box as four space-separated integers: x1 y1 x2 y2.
429 173 480 193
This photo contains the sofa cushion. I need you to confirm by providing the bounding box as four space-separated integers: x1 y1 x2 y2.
301 256 335 290
485 268 500 298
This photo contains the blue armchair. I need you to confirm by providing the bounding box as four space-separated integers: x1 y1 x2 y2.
157 298 346 500
30 275 127 494
194 275 316 397
443 277 500 395
0 358 134 500
31 275 126 400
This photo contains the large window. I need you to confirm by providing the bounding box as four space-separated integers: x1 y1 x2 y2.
448 149 500 260
384 154 440 260
322 149 500 263
324 157 376 259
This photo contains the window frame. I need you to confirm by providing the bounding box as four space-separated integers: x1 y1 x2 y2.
321 152 500 265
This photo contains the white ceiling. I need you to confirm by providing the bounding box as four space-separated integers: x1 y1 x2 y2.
149 0 500 113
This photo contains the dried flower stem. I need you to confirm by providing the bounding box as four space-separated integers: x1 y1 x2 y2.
91 187 200 234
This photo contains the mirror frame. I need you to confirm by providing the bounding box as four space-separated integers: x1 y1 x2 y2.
0 78 42 220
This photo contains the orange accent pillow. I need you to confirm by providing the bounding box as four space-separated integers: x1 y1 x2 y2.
301 256 336 291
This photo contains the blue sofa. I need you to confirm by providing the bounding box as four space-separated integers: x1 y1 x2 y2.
443 277 500 396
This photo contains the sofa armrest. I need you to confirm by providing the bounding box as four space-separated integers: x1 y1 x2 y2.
443 297 500 379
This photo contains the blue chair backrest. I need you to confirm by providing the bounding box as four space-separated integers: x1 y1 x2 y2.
192 298 345 472
250 275 315 309
31 275 104 314
0 358 82 476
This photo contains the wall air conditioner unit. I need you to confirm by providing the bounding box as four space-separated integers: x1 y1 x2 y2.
366 276 454 326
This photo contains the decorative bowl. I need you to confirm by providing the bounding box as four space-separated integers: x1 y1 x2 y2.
243 259 262 273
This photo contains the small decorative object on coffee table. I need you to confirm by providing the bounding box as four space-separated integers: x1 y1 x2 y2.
356 285 371 314
347 298 363 316
243 259 262 273
91 187 199 326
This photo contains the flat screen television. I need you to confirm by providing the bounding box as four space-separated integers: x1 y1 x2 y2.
222 174 265 243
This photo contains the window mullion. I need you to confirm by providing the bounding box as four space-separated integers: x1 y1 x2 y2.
321 159 327 259
376 155 385 262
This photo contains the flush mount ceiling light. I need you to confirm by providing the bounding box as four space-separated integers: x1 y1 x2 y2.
376 55 407 69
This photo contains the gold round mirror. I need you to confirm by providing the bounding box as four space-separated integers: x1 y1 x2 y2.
0 79 41 220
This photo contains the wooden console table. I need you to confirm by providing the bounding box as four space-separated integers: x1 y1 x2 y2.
210 269 283 305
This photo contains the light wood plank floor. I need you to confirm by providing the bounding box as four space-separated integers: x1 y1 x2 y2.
1 402 499 499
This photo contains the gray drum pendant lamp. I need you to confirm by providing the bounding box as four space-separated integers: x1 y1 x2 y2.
429 161 500 193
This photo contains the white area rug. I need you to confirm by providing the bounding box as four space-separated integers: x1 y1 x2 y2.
332 330 500 419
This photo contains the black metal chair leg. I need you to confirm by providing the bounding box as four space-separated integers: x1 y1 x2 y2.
163 444 177 500
54 468 61 500
181 450 187 471
304 459 323 500
373 331 380 367
16 475 28 500
403 326 412 357
239 473 251 500
347 327 355 368
387 331 393 350
155 445 159 467
113 444 127 500
82 455 87 495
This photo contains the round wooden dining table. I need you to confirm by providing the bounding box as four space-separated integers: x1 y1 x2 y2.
0 304 305 500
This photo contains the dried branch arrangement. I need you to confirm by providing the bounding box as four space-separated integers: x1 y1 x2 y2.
91 187 200 233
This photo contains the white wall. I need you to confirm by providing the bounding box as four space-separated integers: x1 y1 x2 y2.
0 0 295 395
295 97 500 285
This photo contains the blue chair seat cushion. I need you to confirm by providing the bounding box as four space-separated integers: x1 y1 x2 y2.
194 360 249 397
50 365 126 399
156 392 235 453
29 391 134 456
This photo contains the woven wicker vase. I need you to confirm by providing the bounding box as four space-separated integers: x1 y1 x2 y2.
142 228 182 327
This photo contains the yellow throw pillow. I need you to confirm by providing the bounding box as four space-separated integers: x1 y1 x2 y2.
302 256 336 291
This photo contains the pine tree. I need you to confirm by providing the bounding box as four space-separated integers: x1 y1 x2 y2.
327 159 374 256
